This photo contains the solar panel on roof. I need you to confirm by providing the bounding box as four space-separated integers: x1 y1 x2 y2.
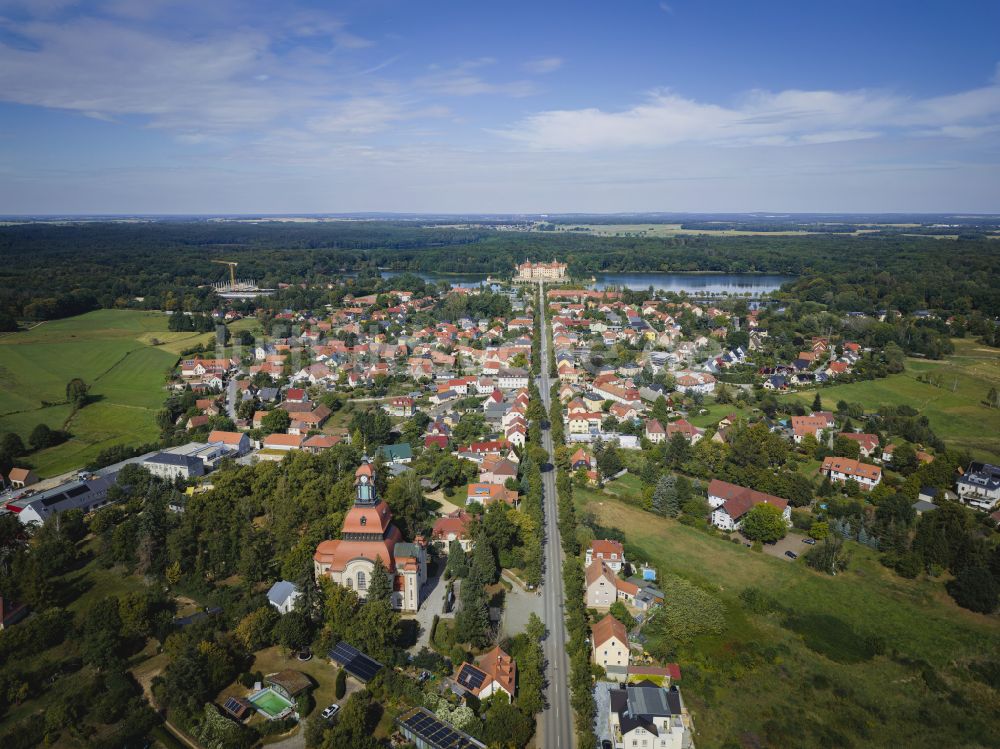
457 664 485 690
328 641 383 682
399 708 486 749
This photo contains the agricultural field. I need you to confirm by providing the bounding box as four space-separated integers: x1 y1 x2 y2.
783 338 1000 461
574 488 1000 748
0 310 188 476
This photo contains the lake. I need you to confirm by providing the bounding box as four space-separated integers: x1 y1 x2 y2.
379 270 793 294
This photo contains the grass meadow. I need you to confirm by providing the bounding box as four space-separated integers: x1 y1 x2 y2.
782 338 1000 461
0 310 185 476
574 486 1000 748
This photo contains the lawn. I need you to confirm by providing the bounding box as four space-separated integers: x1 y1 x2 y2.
783 338 1000 461
0 310 182 476
210 645 344 744
574 488 1000 748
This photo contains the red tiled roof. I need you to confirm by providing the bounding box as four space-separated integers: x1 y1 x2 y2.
591 613 628 648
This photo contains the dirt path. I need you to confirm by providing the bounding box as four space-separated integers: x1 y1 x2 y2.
132 658 204 749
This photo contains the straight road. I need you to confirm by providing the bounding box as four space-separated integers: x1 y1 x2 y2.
536 282 577 749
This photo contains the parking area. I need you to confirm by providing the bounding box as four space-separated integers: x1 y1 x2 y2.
753 531 812 561
501 578 544 637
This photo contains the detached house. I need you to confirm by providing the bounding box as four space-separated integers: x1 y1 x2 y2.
791 413 833 443
645 419 666 444
586 539 626 573
820 456 882 491
956 462 1000 511
386 396 415 418
592 614 630 671
608 682 694 749
838 432 879 459
454 646 516 701
707 479 791 531
666 419 704 445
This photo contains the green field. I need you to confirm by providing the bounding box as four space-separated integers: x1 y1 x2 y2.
575 488 1000 748
783 338 1000 461
0 310 194 476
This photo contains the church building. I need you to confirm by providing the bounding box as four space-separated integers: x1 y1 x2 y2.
314 459 427 612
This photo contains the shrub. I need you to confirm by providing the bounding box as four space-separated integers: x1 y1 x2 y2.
335 668 347 699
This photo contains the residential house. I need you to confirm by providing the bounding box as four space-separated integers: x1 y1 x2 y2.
386 396 415 418
791 413 832 443
674 371 716 395
956 462 1000 511
454 646 516 701
838 432 879 459
586 560 622 608
466 483 518 507
666 419 704 445
497 368 530 390
820 456 882 491
707 479 791 531
644 419 666 444
431 510 474 552
592 614 630 671
378 443 414 465
608 682 693 749
586 539 626 573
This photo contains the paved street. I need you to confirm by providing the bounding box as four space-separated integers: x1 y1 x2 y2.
536 282 577 749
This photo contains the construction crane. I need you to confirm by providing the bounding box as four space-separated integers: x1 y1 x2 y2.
211 260 238 287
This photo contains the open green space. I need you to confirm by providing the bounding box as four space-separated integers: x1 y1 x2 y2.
575 487 1000 748
0 310 185 476
783 338 1000 461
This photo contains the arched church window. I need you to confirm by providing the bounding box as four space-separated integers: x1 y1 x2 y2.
357 571 367 591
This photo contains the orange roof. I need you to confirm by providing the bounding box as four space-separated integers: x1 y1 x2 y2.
313 529 402 573
263 433 304 448
821 456 882 481
478 645 516 696
341 500 394 535
590 539 624 558
591 613 628 648
585 559 616 587
207 430 245 446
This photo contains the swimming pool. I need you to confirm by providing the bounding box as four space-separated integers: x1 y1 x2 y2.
249 688 294 719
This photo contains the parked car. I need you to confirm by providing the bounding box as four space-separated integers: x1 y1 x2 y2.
602 740 613 749
785 551 798 559
802 538 816 545
321 704 340 721
417 671 431 683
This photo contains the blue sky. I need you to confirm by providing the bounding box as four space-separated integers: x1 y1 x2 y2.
0 0 998 213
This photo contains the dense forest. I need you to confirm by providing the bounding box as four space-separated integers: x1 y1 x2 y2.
1 221 999 326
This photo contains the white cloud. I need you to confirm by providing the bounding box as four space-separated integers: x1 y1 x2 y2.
522 56 563 74
496 78 1000 150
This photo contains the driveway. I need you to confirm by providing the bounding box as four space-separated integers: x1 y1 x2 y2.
405 561 449 653
594 681 617 747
